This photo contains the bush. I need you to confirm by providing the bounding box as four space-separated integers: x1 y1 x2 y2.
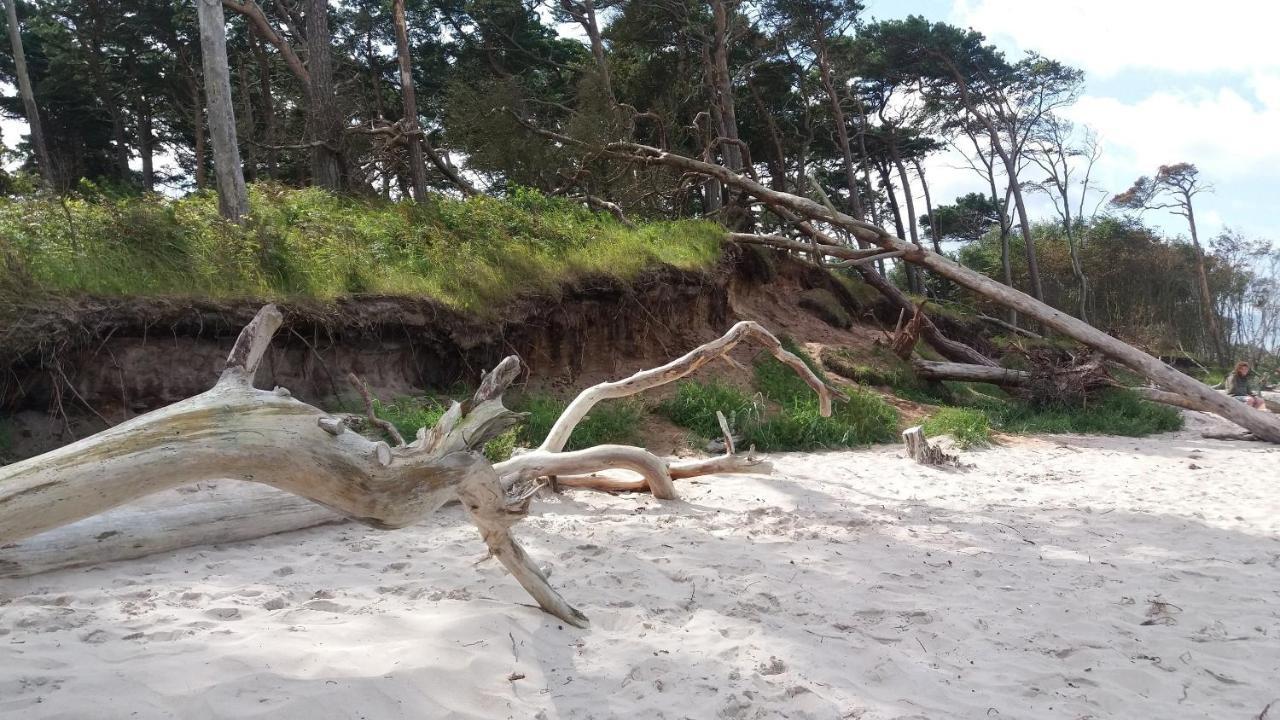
922 407 991 448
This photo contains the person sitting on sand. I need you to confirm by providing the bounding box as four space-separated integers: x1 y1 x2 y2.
1225 361 1266 409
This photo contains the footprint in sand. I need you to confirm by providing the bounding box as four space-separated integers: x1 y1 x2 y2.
304 599 350 613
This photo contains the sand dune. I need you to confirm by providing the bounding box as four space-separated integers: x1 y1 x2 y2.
2 411 1278 719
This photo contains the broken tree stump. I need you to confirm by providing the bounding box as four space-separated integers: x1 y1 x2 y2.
902 426 955 466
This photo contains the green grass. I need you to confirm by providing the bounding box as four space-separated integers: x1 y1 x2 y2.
974 388 1183 436
659 339 899 452
0 184 723 313
514 393 646 451
922 407 991 448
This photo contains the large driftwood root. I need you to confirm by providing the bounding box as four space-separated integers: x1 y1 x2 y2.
0 307 829 627
494 320 839 499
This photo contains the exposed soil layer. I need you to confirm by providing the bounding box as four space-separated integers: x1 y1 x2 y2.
0 247 883 459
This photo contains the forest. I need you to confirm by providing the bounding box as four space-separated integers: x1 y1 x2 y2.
0 0 1276 373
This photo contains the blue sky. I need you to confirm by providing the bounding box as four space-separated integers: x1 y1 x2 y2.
863 0 1280 245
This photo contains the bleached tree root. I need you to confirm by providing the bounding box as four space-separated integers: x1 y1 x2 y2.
498 320 836 499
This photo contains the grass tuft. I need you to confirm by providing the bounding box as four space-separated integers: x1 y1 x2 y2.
922 407 991 448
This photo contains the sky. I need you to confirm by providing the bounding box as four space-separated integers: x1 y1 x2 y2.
4 0 1277 244
863 0 1280 244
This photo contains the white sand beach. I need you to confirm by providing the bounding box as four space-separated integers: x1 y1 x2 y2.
2 411 1278 719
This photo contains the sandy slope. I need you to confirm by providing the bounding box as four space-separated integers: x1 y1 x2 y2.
1 411 1278 720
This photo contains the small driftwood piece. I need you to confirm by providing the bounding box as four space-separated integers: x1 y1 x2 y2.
902 426 956 466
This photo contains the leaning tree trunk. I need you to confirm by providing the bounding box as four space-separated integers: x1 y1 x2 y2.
304 0 344 191
3 0 54 188
600 140 1280 443
0 306 836 623
197 0 250 222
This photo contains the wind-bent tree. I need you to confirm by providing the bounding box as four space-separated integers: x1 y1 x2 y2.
196 0 249 222
1112 163 1224 363
2 0 54 187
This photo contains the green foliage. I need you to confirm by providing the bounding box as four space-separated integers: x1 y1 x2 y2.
659 381 757 440
0 186 723 312
660 340 899 452
922 407 991 448
513 393 646 451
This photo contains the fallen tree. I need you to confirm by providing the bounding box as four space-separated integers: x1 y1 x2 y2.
0 305 835 624
587 139 1280 443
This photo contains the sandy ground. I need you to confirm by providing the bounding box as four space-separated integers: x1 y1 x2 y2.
1 411 1278 720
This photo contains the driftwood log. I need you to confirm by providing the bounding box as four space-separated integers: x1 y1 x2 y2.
0 307 835 626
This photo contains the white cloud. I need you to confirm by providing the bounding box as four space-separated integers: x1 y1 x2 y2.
1064 71 1280 187
952 0 1280 77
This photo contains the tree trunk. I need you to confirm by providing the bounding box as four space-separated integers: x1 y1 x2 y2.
816 40 864 221
197 0 250 222
708 0 742 172
392 0 428 202
137 98 154 192
305 0 344 191
912 158 940 254
3 0 54 188
237 57 257 183
998 146 1044 301
1185 201 1225 364
193 86 207 189
249 32 278 178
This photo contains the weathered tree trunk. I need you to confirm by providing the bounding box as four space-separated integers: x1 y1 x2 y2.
913 360 1030 385
392 0 427 202
602 140 1280 443
197 0 250 222
193 88 208 189
3 0 54 188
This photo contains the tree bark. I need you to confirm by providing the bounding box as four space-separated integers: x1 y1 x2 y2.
912 157 940 254
137 98 154 192
197 0 250 222
816 39 864 221
392 0 428 202
3 0 54 188
708 0 742 173
249 32 278 178
304 0 344 191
